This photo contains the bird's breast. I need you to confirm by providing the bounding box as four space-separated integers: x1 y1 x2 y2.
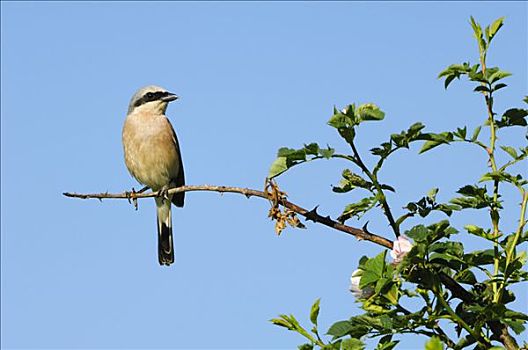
122 113 180 190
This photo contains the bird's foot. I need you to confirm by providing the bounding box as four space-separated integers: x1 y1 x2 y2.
125 187 141 211
158 187 171 202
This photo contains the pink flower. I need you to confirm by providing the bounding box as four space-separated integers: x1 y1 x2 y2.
391 235 413 264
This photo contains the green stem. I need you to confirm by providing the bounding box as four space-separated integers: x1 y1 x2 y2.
435 290 491 347
497 190 528 301
486 92 502 303
349 141 400 237
480 52 501 302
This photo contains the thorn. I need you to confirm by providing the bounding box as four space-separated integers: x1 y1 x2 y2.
305 205 319 222
362 221 371 234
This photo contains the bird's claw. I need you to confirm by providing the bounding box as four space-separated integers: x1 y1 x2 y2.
125 187 139 210
158 188 170 202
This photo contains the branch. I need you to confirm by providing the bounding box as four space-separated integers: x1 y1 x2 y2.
63 184 393 249
64 184 519 348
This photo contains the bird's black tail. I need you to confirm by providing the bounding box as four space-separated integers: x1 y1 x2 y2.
156 198 174 266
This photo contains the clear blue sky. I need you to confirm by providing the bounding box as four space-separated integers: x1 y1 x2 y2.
1 2 527 349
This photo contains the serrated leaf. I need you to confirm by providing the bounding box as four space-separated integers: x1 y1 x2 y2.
428 188 439 201
497 108 528 128
420 140 444 153
471 125 482 141
454 269 478 284
268 157 289 178
304 143 320 155
419 132 453 153
443 74 456 89
493 83 507 92
383 283 399 305
504 319 526 335
341 338 365 350
270 315 294 330
327 321 354 337
298 344 314 350
470 16 486 55
310 298 320 325
463 249 495 266
337 197 377 222
500 146 518 159
465 224 497 241
474 85 490 93
376 339 399 350
487 17 504 43
357 103 385 121
405 225 430 242
319 146 335 159
425 336 444 350
360 251 386 288
488 70 511 84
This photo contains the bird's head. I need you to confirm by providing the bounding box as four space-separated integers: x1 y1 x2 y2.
127 85 178 115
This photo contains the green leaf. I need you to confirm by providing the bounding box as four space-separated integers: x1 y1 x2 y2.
419 132 453 153
488 70 511 84
497 108 528 128
454 269 478 284
268 157 289 178
470 125 482 141
270 315 295 330
357 103 385 121
450 185 493 209
425 336 444 350
405 225 430 242
376 335 399 350
383 282 399 305
333 169 373 193
504 319 526 335
337 196 377 223
327 321 354 338
370 142 392 158
319 146 335 159
470 16 487 55
277 147 307 160
473 85 490 93
465 224 498 241
360 251 386 288
501 146 518 159
487 17 504 43
303 143 320 155
438 63 471 89
493 83 507 92
341 338 365 350
310 298 321 326
463 249 495 266
298 344 314 350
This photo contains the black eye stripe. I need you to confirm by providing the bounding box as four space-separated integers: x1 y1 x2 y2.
134 91 169 107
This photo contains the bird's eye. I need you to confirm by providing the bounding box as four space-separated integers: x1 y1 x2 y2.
146 92 154 99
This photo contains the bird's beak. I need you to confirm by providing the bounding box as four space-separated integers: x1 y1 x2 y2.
162 93 179 102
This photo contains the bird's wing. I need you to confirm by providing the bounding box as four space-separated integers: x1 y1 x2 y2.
166 116 185 208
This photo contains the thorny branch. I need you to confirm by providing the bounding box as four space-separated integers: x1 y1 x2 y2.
63 182 393 249
64 181 519 348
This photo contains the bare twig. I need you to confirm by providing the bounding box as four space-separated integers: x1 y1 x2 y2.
63 184 393 249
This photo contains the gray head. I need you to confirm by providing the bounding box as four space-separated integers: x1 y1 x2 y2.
127 85 178 115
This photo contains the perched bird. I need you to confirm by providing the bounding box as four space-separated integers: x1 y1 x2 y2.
122 85 185 266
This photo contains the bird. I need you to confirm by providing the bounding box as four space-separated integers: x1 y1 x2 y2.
122 85 185 266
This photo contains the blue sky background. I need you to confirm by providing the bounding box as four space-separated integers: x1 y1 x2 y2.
1 2 527 349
